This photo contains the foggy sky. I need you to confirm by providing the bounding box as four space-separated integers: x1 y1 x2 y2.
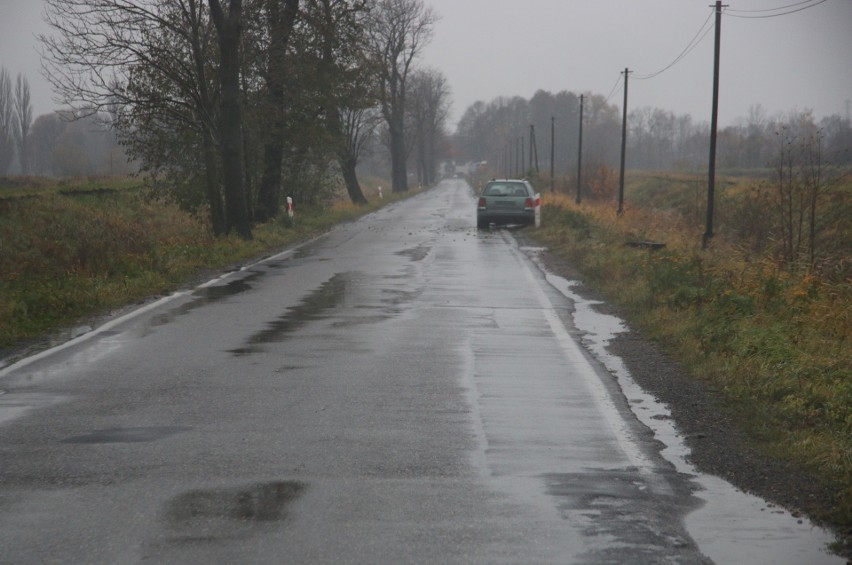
423 0 852 128
2 0 850 131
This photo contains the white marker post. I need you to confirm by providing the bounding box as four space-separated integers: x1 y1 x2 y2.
534 193 541 228
378 186 383 199
286 196 294 224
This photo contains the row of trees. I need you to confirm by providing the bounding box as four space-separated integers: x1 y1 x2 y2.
454 90 620 186
1 67 133 177
626 104 851 171
454 90 850 274
37 0 451 239
454 90 852 180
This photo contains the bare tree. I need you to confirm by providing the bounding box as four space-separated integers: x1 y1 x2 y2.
339 105 381 203
311 0 374 205
0 68 14 174
12 74 32 175
29 113 63 175
366 0 436 193
41 0 223 229
770 111 839 272
408 67 450 186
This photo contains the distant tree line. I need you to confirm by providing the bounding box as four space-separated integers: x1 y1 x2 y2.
32 0 450 239
0 67 129 177
455 90 850 276
454 89 851 189
454 90 621 197
626 103 851 172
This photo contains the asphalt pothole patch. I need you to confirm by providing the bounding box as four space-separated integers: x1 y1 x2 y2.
166 481 306 525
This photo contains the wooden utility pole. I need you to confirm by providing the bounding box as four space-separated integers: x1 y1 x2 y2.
516 137 522 177
576 94 584 204
550 117 555 192
618 68 631 215
704 1 725 248
506 142 511 178
530 125 539 173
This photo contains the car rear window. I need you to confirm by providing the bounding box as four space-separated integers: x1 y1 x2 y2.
483 183 529 197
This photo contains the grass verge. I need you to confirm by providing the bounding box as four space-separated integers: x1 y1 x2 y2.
526 188 850 534
0 176 402 355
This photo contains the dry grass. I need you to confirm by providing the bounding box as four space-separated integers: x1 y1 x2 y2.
0 175 403 351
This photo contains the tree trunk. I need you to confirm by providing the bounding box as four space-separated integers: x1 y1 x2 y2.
257 139 284 221
341 156 368 205
389 119 408 193
202 129 226 235
256 0 299 222
210 0 252 240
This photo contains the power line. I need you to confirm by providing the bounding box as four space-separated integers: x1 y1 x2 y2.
726 0 819 12
725 0 827 18
633 9 715 80
611 0 827 90
603 74 623 104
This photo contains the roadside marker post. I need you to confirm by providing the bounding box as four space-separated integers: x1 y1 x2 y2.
534 193 541 228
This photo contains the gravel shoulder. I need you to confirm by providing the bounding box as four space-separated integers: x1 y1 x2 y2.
534 245 850 560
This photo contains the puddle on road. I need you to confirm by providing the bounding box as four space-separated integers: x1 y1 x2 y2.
166 481 305 528
545 468 708 564
539 267 844 564
228 273 350 356
149 270 266 328
396 244 432 262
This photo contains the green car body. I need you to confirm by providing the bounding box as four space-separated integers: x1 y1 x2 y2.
476 179 537 229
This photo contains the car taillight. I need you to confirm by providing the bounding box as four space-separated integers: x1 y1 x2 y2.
524 197 534 208
478 197 487 207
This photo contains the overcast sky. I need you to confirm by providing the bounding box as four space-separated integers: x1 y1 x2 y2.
2 0 850 131
421 0 852 128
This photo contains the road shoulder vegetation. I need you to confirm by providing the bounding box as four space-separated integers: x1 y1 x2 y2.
0 175 403 365
517 175 850 556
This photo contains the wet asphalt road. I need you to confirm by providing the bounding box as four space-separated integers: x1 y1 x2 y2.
0 180 836 564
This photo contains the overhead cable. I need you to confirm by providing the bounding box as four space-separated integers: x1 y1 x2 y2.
726 0 820 12
633 8 715 80
603 74 623 105
725 0 827 18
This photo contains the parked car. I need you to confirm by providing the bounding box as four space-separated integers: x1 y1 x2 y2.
476 179 537 229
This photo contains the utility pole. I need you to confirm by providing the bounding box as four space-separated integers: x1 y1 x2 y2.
576 94 584 204
521 136 525 177
704 1 725 248
506 142 511 178
529 125 534 173
618 68 631 215
530 125 539 173
550 117 555 192
516 137 522 177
